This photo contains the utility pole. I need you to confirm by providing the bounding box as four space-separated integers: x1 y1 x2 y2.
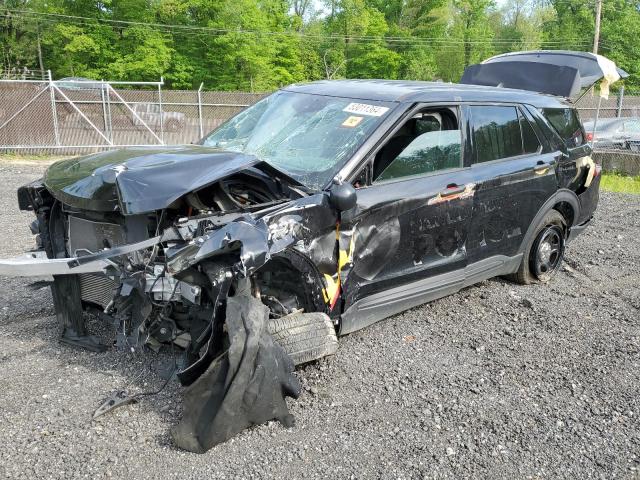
593 0 602 54
36 22 45 73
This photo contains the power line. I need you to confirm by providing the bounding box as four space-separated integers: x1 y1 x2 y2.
1 9 600 47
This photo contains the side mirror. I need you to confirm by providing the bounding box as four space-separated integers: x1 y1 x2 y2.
329 182 357 212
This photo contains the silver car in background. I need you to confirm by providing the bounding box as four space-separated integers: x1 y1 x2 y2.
583 117 640 150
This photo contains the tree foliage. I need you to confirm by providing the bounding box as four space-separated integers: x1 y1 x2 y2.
1 0 638 90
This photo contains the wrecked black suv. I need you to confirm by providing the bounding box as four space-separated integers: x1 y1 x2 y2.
1 51 621 453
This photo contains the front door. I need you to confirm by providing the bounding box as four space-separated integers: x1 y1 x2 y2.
338 105 475 334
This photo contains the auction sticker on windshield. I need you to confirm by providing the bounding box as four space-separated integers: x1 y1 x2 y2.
343 103 390 117
342 116 364 128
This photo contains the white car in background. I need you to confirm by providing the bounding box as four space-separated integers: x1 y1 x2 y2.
132 103 186 132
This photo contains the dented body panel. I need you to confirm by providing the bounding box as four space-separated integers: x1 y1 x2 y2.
38 146 285 214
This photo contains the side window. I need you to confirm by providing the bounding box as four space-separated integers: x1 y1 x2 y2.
373 108 462 182
541 108 584 148
469 106 522 163
520 110 542 154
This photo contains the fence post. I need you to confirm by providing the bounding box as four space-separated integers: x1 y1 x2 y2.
591 95 603 147
48 70 60 146
100 79 111 142
106 83 112 142
198 82 204 139
158 78 164 144
616 85 625 118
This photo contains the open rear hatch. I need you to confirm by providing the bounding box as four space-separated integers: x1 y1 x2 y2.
460 50 628 99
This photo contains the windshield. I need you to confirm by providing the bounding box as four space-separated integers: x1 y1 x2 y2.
202 91 396 190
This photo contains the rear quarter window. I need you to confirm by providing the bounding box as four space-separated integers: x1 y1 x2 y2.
541 108 585 148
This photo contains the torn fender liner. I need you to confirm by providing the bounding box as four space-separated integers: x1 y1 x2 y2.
171 291 300 453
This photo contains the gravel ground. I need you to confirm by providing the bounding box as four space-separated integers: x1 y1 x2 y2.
0 161 638 479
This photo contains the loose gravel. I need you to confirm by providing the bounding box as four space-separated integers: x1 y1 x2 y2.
0 161 638 479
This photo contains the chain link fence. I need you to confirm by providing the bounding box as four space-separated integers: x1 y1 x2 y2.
0 75 638 176
0 73 266 155
575 89 640 176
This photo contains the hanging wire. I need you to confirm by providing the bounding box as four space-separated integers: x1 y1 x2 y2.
1 9 601 48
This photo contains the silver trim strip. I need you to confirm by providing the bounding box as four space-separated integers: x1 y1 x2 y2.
0 251 110 278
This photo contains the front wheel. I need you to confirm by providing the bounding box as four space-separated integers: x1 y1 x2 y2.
508 210 566 285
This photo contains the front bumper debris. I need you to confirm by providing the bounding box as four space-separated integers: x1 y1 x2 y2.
0 236 162 279
0 251 110 279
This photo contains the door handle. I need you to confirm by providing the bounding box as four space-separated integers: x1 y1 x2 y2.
440 184 466 197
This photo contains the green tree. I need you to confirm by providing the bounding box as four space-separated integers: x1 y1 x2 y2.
452 0 495 69
325 0 401 79
1 0 638 92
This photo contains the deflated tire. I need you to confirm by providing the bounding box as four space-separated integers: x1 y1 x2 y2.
267 311 339 366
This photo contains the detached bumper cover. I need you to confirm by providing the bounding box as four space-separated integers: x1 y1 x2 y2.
0 251 110 278
0 236 162 278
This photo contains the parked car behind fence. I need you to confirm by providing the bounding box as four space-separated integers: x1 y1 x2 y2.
583 117 640 150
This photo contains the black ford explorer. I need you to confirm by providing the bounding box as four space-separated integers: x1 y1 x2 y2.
1 51 618 453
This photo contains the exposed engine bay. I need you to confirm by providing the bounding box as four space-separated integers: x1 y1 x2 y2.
55 173 306 350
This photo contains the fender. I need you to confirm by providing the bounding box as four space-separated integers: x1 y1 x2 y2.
517 188 580 255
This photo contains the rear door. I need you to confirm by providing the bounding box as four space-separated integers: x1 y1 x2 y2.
465 104 558 264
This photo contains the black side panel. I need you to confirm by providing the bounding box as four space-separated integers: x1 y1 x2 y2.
171 291 300 454
51 275 107 352
51 275 85 335
576 174 601 224
340 254 522 335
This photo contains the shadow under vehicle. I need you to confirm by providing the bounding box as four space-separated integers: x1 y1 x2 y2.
0 51 623 453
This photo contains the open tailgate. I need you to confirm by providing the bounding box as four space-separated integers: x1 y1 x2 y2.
460 50 628 99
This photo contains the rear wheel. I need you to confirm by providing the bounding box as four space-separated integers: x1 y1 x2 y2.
267 312 338 366
509 210 566 285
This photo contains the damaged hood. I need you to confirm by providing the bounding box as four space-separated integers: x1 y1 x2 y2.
43 146 263 214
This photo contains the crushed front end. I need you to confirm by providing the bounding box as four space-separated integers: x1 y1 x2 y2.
4 148 342 452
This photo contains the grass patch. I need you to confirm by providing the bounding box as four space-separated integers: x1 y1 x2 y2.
0 154 70 164
601 173 640 194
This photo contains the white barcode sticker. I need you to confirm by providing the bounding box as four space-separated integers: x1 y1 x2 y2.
343 103 389 117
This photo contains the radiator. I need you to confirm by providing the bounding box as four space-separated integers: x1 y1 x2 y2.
79 273 118 308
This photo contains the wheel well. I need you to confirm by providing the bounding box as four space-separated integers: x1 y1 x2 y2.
553 202 574 229
252 253 326 318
